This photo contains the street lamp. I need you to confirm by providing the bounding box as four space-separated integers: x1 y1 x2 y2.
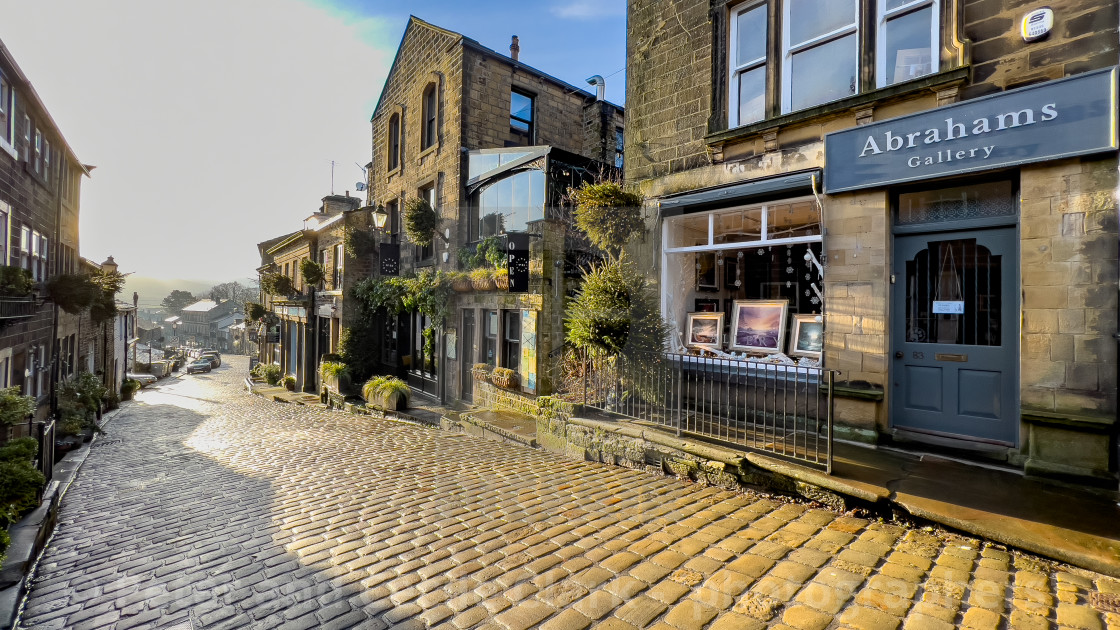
372 204 388 231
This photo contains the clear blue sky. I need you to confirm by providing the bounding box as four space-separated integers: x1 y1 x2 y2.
1 0 625 298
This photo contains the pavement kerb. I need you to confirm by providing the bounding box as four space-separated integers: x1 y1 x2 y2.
0 399 132 630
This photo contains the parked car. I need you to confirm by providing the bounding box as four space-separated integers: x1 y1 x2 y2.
198 352 221 368
127 372 157 386
185 359 213 374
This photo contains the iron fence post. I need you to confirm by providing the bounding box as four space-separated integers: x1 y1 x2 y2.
826 369 834 475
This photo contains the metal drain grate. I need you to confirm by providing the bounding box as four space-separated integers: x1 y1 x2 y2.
1090 592 1120 614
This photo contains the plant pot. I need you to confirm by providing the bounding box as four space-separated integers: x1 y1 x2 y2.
452 278 473 292
471 276 496 291
284 381 296 391
494 273 509 290
472 370 489 382
492 373 519 389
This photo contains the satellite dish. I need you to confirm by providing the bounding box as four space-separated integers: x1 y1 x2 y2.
355 182 367 191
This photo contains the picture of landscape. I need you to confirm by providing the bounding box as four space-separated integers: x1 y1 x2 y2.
731 300 788 352
686 313 724 349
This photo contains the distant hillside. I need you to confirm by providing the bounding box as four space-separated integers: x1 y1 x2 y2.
124 276 253 309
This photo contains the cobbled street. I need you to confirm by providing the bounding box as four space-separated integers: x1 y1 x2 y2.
18 357 1120 630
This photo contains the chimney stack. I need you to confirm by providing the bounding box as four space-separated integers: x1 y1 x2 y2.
510 35 520 61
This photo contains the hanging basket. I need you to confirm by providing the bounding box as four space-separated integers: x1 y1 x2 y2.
452 276 473 293
494 269 510 290
470 270 496 291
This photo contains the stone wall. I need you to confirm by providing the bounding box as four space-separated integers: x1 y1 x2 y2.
965 0 1119 99
473 379 539 417
1019 156 1118 417
625 0 714 184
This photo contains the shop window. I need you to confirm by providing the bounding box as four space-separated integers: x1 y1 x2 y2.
728 0 940 124
509 89 534 145
412 312 437 377
421 83 437 150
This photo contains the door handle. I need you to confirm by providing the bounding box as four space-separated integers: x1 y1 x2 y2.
895 351 903 359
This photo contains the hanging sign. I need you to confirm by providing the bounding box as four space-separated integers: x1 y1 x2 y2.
824 67 1117 193
379 243 400 276
507 233 530 293
932 301 965 314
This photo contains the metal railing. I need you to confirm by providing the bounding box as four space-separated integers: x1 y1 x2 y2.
0 296 37 320
578 351 834 472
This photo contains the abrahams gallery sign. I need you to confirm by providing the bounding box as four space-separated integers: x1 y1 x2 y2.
824 67 1117 193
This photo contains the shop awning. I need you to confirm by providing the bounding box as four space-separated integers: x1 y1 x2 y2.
658 169 820 217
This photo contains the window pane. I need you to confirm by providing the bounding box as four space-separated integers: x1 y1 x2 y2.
788 0 855 44
667 213 709 249
767 202 821 239
886 0 915 11
510 92 532 122
735 5 767 66
884 6 933 85
713 206 764 245
477 170 544 236
790 34 857 110
737 66 766 125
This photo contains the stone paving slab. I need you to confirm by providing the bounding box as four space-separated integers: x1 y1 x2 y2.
18 357 1120 630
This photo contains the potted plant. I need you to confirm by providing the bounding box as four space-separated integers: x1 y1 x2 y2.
490 367 519 389
283 375 296 391
493 267 510 290
120 378 141 401
471 363 491 381
319 361 354 395
361 375 411 411
449 271 473 293
259 364 282 386
0 266 34 296
403 197 441 248
300 259 327 287
469 268 495 291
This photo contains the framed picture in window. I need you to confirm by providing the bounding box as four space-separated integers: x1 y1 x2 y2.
789 314 824 359
730 299 788 353
694 298 719 313
724 258 740 290
686 312 724 350
696 252 718 291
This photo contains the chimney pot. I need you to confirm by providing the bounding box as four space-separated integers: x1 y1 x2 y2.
510 35 520 61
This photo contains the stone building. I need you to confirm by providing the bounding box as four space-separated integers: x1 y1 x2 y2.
0 37 90 423
625 0 1118 481
364 16 624 403
255 193 367 393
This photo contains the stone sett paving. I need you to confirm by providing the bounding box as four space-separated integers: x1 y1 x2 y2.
18 357 1120 630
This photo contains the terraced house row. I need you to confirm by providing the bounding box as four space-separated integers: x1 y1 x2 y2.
256 3 1118 487
0 39 132 432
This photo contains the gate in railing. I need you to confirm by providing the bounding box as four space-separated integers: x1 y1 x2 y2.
579 351 835 472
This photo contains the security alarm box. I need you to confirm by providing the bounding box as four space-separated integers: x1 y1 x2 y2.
1022 8 1053 42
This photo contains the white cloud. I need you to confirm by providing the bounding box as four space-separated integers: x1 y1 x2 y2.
549 0 625 19
0 0 392 285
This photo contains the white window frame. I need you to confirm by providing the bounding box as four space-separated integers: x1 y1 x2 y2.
781 0 860 114
33 127 42 174
30 230 40 281
0 201 9 265
728 1 768 128
20 226 30 270
0 71 15 157
43 138 51 182
876 0 939 88
0 347 11 389
39 235 48 281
